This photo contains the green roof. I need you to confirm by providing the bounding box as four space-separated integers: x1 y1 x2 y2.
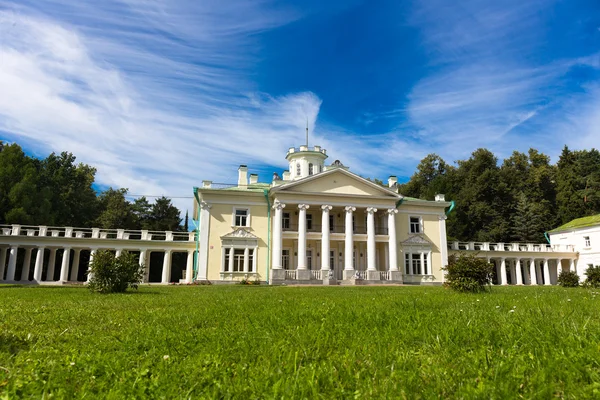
549 214 600 233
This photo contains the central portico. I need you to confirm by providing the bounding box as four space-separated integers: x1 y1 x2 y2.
269 166 405 283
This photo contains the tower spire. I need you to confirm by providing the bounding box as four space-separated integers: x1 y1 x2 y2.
305 118 309 147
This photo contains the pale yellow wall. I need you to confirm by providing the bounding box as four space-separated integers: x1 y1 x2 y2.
203 200 270 281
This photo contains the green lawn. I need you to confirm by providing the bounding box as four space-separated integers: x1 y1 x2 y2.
1 285 599 399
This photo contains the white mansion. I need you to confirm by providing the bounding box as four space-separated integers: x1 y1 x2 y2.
0 143 592 286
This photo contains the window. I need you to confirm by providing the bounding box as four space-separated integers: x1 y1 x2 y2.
319 165 323 173
404 252 429 275
296 163 301 176
308 163 314 175
329 250 335 270
282 212 290 230
233 249 244 272
584 236 591 247
234 208 249 226
329 214 334 232
248 251 254 273
307 249 313 269
306 214 313 231
410 216 421 234
282 249 290 269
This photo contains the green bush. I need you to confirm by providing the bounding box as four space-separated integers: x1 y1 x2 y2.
583 265 600 288
442 254 494 293
557 270 580 287
88 250 143 293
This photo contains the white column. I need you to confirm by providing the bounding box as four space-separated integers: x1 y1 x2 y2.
500 257 508 286
228 247 234 272
543 258 551 286
344 206 356 272
243 247 250 273
33 247 45 282
197 201 211 280
46 248 57 282
186 250 194 283
366 207 377 271
321 205 332 271
271 201 285 269
515 259 523 285
115 250 122 257
139 249 148 283
387 209 398 271
161 250 172 284
59 248 71 282
6 246 18 281
86 249 97 283
70 249 81 282
21 248 33 281
297 204 309 270
252 247 257 273
0 247 7 280
556 259 563 282
569 258 576 272
438 215 449 283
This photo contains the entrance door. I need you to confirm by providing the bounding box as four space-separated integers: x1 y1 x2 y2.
307 249 313 270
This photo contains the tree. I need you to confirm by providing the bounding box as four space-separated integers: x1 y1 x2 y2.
398 154 453 200
184 210 189 231
38 151 99 227
95 188 136 229
132 197 152 229
88 250 143 293
511 193 546 242
148 197 182 231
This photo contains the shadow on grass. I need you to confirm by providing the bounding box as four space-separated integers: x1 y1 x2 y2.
0 334 30 356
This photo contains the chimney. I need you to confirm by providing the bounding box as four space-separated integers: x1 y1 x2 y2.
249 174 258 184
238 165 248 187
202 180 212 188
435 194 445 202
282 170 290 180
388 176 398 188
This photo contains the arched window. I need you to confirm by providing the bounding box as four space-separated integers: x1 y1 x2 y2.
308 163 314 175
296 163 301 176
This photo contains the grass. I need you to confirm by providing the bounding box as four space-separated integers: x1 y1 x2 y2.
1 285 599 399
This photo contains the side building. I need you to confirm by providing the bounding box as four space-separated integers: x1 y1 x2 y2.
193 144 451 285
549 214 600 279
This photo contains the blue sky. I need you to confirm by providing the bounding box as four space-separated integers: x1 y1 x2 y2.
1 0 599 211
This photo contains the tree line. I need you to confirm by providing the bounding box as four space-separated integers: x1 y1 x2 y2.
398 146 600 243
0 141 185 231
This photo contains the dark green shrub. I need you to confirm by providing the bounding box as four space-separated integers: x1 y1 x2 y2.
88 250 143 293
557 270 579 287
442 254 494 293
583 265 600 288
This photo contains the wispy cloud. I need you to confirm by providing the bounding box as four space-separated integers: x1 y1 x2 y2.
397 0 600 163
0 1 324 212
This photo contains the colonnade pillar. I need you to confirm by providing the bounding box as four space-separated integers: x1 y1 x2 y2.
515 259 523 285
161 250 172 284
59 248 71 283
321 205 332 272
185 250 194 283
529 259 537 285
366 207 378 279
21 248 33 281
500 257 508 286
344 206 356 279
543 259 551 286
70 249 81 281
271 201 285 274
86 249 97 283
6 246 18 281
33 247 45 282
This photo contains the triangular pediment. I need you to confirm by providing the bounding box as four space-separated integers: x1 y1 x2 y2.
221 228 258 239
272 168 401 198
401 235 432 246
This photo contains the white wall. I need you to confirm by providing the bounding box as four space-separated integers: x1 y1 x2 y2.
550 225 600 278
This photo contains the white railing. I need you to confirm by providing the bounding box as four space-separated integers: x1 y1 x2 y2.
310 270 322 280
380 271 390 281
448 241 575 253
355 271 367 280
285 270 297 280
0 224 195 242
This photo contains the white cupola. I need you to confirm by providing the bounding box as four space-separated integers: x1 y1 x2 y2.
286 145 328 180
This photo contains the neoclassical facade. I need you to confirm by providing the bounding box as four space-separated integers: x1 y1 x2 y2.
194 144 452 284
